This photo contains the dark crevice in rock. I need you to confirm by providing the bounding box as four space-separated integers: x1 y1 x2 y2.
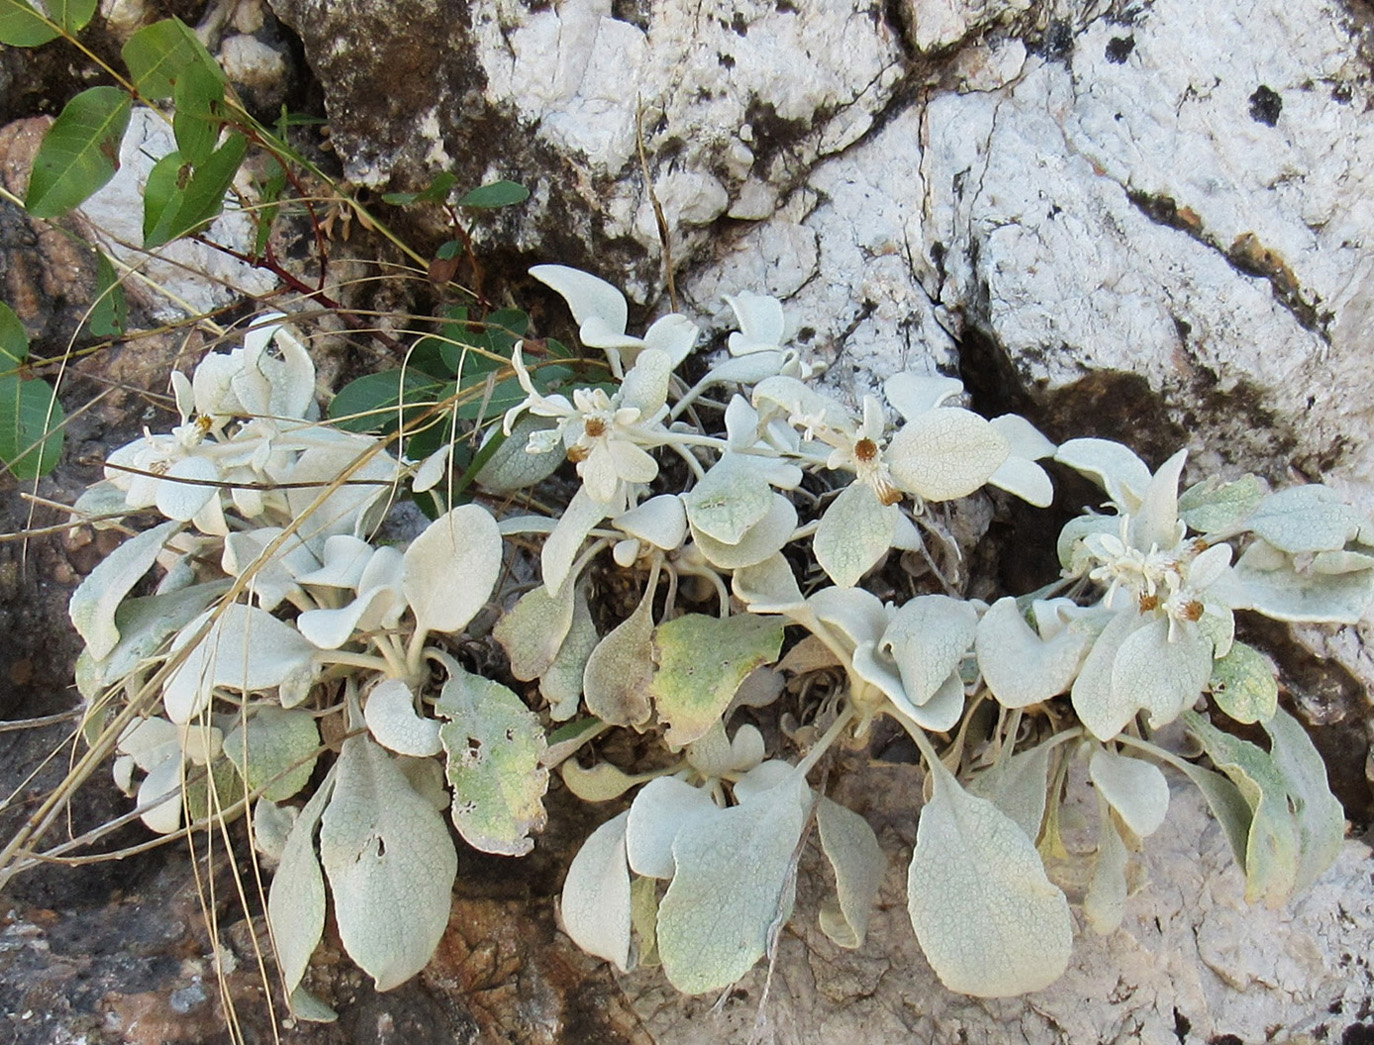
1125 189 1332 341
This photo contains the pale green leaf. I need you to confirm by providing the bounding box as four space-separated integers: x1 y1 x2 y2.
561 811 632 972
626 776 718 879
267 770 334 997
1224 539 1374 624
658 773 811 994
976 596 1089 709
1089 748 1169 838
403 503 502 636
69 519 178 661
650 613 785 749
887 407 1009 502
560 760 642 802
319 736 457 990
816 798 884 949
814 483 897 587
77 581 227 696
1248 485 1365 554
494 582 576 681
1083 810 1129 935
691 492 796 570
476 415 563 493
682 455 772 545
541 585 597 721
1209 641 1278 724
435 666 549 856
288 987 338 1024
224 706 319 802
1168 758 1252 867
1263 708 1345 897
907 761 1072 997
1178 474 1266 535
582 584 655 727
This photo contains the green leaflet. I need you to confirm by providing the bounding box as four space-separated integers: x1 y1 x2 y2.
0 367 65 478
89 250 128 338
171 59 226 167
435 666 549 856
0 0 93 45
319 736 457 991
25 86 132 218
456 180 530 208
1184 708 1344 907
657 772 811 994
142 133 248 248
907 760 1072 998
650 613 785 749
122 17 224 101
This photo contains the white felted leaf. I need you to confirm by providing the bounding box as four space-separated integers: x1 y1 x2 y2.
1178 474 1266 535
435 667 549 856
135 755 185 834
162 604 317 723
731 553 804 614
223 705 320 802
682 456 773 545
285 439 399 542
614 494 687 551
968 743 1052 843
976 597 1089 709
530 265 628 340
1054 438 1152 512
1263 707 1345 897
887 408 1009 502
620 347 672 416
582 583 656 726
364 679 442 757
1221 539 1374 624
884 372 964 420
816 798 884 949
253 798 297 863
295 593 376 650
986 454 1054 507
156 455 219 521
411 443 451 494
268 770 334 997
319 736 457 991
542 486 607 593
657 772 811 994
295 535 374 588
907 761 1071 997
643 312 699 367
561 811 632 971
1130 449 1187 551
704 350 791 388
1084 810 1129 935
989 413 1056 461
750 375 848 433
1089 749 1169 838
691 492 797 570
725 291 785 352
881 595 978 707
493 583 576 681
1248 485 1365 554
814 483 897 587
807 586 888 648
541 585 598 720
902 669 966 732
626 776 719 879
70 520 178 661
1058 513 1119 575
403 503 502 636
479 416 564 494
222 528 319 612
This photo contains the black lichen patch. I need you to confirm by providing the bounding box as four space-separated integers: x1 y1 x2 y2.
1343 1021 1374 1045
1041 19 1076 61
1105 35 1136 63
1249 84 1283 125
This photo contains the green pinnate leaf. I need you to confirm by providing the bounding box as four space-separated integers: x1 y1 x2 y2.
0 301 29 367
90 250 128 337
435 666 549 856
172 58 226 166
25 86 132 218
0 372 65 478
650 613 785 749
0 0 59 46
142 133 248 248
122 17 224 101
456 179 530 209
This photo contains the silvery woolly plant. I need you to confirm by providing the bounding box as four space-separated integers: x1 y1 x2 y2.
64 266 1370 1018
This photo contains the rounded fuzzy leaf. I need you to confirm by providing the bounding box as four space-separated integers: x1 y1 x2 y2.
1209 640 1278 724
364 679 442 758
816 798 884 949
1089 748 1170 838
403 503 502 636
887 408 1009 502
319 736 457 991
814 483 897 588
224 706 320 802
493 582 576 681
530 265 628 339
1248 485 1365 554
614 494 687 551
1084 811 1129 935
907 763 1072 997
541 486 607 593
1224 539 1374 624
968 743 1052 843
1178 474 1266 535
682 455 773 545
650 614 785 749
561 811 632 972
692 492 797 570
69 519 178 661
1053 438 1152 511
435 667 549 856
881 595 978 707
657 773 811 994
884 372 964 420
476 415 563 493
976 597 1089 709
25 86 132 218
582 584 656 727
267 774 334 997
541 585 598 721
731 553 805 613
626 776 718 879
